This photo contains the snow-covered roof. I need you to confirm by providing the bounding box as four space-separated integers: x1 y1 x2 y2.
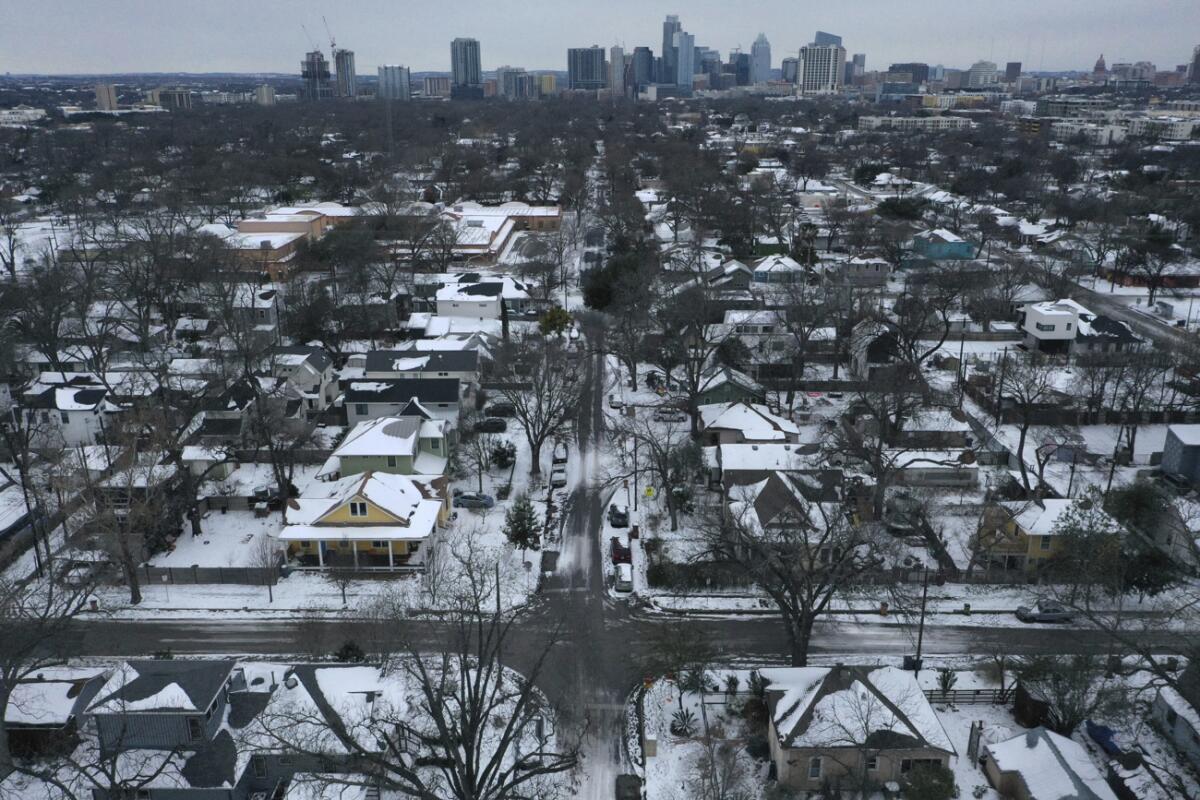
90 660 235 715
699 401 800 440
763 665 953 754
998 499 1120 538
283 471 444 541
985 727 1117 800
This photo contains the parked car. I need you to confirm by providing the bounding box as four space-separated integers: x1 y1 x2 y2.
614 562 633 593
1015 600 1073 623
608 504 629 528
610 537 632 565
485 402 517 418
615 775 642 800
454 493 495 510
474 417 507 433
549 467 568 488
609 395 624 410
652 407 688 423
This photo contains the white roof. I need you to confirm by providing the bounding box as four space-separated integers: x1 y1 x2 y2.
986 728 1117 800
998 499 1120 538
705 443 808 472
1169 424 1200 447
699 402 799 440
282 471 443 542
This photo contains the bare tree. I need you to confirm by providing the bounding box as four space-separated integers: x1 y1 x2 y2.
1014 655 1129 736
496 336 583 477
998 353 1061 493
606 411 702 532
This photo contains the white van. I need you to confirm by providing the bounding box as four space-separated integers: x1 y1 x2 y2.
615 563 633 593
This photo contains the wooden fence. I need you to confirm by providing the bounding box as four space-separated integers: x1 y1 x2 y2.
924 688 1007 705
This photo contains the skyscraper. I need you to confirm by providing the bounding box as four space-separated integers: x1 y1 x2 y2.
751 34 771 84
609 46 626 95
798 42 845 94
94 83 118 110
451 38 483 88
378 65 412 101
781 57 799 84
496 66 535 98
889 62 929 83
1189 45 1200 84
568 46 607 90
965 60 999 88
813 31 842 47
662 15 681 86
301 51 332 100
1005 61 1022 82
335 49 357 98
674 30 695 90
729 51 751 86
631 47 655 90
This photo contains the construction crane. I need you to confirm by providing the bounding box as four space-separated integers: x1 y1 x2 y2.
322 15 337 62
300 24 318 53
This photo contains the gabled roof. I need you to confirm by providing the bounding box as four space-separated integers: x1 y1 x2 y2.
699 400 799 440
90 660 236 715
763 665 953 754
985 727 1117 800
332 417 421 459
345 379 460 405
363 349 479 374
274 345 333 373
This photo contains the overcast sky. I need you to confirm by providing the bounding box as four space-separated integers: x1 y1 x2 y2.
1 0 1196 76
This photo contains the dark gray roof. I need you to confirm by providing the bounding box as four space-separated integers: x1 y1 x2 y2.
90 659 236 715
275 345 334 373
346 378 460 404
181 729 238 788
364 349 478 374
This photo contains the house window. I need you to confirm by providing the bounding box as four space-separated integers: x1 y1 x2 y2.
866 756 878 771
808 757 822 779
60 412 69 424
1040 536 1051 551
355 404 368 416
299 541 309 548
901 758 941 774
386 456 397 468
350 501 368 517
372 541 387 548
409 542 421 553
251 755 267 778
1035 322 1056 332
188 717 204 741
1066 322 1073 330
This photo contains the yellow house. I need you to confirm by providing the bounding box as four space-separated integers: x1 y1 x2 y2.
974 499 1120 574
278 470 448 571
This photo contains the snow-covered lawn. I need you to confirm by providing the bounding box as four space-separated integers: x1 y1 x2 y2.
150 510 280 569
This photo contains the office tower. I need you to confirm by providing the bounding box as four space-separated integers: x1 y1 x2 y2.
378 65 412 101
1093 54 1107 78
965 60 999 87
538 73 558 95
568 46 608 90
609 46 626 95
662 15 682 85
631 47 654 89
301 51 332 100
335 49 357 97
1005 61 1022 82
451 38 483 87
781 57 799 83
674 30 695 89
729 52 751 86
255 84 276 106
496 66 534 98
94 83 118 110
888 62 929 83
813 31 842 47
750 34 771 84
798 42 845 94
157 88 192 110
423 76 451 97
1191 45 1200 84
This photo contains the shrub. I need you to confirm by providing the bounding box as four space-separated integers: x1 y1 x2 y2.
746 734 770 761
670 708 697 737
335 640 365 663
491 440 517 469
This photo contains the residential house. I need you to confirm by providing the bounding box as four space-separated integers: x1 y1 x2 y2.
278 470 448 570
87 660 238 753
344 380 461 429
1150 663 1200 771
984 727 1118 800
694 366 766 406
318 414 450 480
698 400 802 445
975 499 1122 574
820 256 891 287
762 665 955 792
706 259 753 291
364 349 480 387
272 346 336 416
5 670 106 757
21 376 108 447
434 274 533 319
752 254 805 284
1161 425 1200 484
910 229 975 262
1020 299 1140 355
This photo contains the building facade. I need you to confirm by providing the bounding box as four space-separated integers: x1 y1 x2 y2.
378 65 412 101
568 46 608 90
751 34 771 83
798 43 845 94
451 37 482 88
301 50 332 100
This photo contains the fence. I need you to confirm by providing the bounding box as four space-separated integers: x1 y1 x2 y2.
924 688 1007 705
141 564 276 586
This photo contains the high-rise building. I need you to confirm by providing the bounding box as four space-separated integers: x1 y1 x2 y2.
965 60 999 88
496 66 535 98
798 42 845 94
813 31 842 47
751 34 771 84
424 76 452 97
94 83 118 111
334 49 357 98
156 88 193 110
1005 61 1022 82
674 30 695 89
1093 54 1107 78
538 73 558 96
568 46 608 90
631 47 655 89
728 51 751 86
781 57 799 84
889 62 929 84
662 15 682 86
609 46 626 95
301 51 332 100
1190 45 1200 84
255 84 276 106
378 65 412 101
451 38 483 87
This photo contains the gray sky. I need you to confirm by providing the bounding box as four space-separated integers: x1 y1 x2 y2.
1 0 1195 75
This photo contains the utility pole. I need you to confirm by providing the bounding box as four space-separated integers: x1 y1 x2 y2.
912 567 930 675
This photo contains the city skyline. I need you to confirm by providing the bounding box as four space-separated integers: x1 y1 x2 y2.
0 0 1196 76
